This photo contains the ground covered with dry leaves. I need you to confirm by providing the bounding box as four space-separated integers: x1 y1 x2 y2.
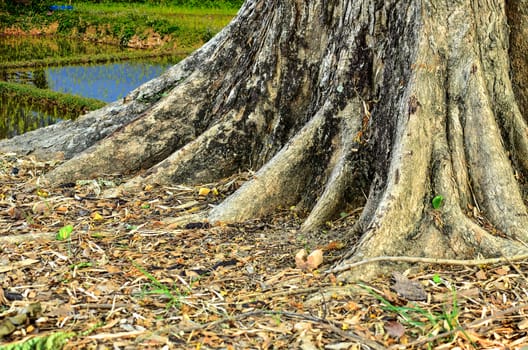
1 153 528 349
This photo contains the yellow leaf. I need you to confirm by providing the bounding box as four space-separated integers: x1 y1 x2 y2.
198 187 211 196
144 184 154 191
92 212 104 221
212 187 219 196
37 189 48 197
186 207 200 213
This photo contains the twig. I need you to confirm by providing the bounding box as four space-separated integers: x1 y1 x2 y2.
241 286 323 300
0 232 56 244
390 303 528 349
326 254 528 274
503 254 528 285
73 303 129 310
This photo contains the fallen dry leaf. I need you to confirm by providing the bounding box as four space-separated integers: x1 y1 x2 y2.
295 249 324 271
392 272 427 301
0 259 40 273
306 249 323 270
476 270 487 280
32 201 50 215
518 318 528 330
495 266 510 275
385 320 405 338
198 187 211 196
1 153 527 350
0 288 8 306
295 249 308 270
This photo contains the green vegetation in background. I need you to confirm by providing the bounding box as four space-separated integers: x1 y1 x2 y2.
0 81 106 139
0 2 238 49
1 50 187 70
0 0 55 14
0 35 123 63
69 2 237 47
0 1 238 138
68 0 243 10
0 0 243 13
0 81 106 113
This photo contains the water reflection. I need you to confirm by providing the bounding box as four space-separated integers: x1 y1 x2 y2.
0 36 127 62
46 60 175 102
0 95 68 139
2 69 48 88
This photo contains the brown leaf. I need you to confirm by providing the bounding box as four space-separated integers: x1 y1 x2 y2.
295 249 323 271
323 241 345 251
392 272 427 301
55 205 69 213
6 206 25 220
0 287 8 306
295 249 308 270
306 249 323 270
385 320 406 338
32 201 50 215
495 266 510 275
476 270 487 280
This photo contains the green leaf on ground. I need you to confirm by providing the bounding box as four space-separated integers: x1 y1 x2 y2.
56 225 73 241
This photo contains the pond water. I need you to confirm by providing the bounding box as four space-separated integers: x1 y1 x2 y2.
1 36 181 139
45 60 175 102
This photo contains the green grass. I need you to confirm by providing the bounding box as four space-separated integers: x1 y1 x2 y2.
71 3 235 47
360 282 470 347
0 50 187 70
1 2 238 49
0 81 106 114
74 2 239 16
132 261 191 310
0 2 237 138
0 331 75 350
0 81 106 139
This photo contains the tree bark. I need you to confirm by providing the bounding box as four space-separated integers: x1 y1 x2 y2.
2 0 528 280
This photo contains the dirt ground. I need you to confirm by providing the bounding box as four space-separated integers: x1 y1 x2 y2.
1 153 528 349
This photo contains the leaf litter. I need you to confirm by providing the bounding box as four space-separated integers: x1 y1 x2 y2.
1 153 528 349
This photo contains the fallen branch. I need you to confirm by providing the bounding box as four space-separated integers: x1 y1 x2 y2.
0 233 56 244
326 254 528 274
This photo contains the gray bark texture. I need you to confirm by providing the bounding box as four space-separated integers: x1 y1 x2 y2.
1 0 528 280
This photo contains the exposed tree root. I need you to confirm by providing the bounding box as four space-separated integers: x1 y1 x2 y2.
2 0 528 281
507 0 528 120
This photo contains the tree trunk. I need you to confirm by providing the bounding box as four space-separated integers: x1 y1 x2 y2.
2 0 528 280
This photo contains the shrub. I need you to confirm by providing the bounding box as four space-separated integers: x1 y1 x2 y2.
1 0 55 14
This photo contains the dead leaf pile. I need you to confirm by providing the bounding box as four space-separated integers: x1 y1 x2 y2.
1 153 528 349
